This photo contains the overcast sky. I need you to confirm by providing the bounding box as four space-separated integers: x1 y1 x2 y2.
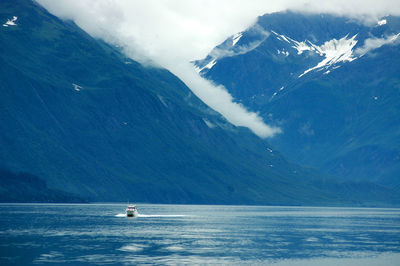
37 0 400 138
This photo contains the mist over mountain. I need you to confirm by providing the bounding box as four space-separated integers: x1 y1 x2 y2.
0 0 399 206
195 12 400 190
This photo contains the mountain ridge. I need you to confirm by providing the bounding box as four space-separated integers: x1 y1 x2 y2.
1 1 399 206
195 11 400 189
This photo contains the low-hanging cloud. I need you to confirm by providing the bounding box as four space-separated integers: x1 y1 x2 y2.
355 33 400 56
37 0 400 138
170 62 281 138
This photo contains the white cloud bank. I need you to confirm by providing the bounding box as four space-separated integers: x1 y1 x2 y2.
170 62 281 138
355 33 400 56
37 0 400 138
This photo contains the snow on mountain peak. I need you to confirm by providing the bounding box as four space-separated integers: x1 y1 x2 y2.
196 16 399 80
3 16 17 27
299 34 358 77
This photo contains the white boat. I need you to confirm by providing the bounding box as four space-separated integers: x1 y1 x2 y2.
126 205 138 217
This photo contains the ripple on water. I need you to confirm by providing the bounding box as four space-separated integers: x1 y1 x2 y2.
118 243 148 252
34 251 65 263
1 204 400 265
164 245 185 252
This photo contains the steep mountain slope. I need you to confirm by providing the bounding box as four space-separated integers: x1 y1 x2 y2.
0 169 86 203
195 12 400 189
0 0 398 206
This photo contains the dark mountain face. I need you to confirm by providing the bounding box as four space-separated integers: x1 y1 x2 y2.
0 0 398 206
0 168 86 203
195 12 400 189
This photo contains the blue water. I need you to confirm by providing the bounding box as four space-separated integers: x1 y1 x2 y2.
0 204 399 265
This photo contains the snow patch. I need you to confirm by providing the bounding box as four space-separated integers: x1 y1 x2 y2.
269 30 361 77
157 95 168 107
272 30 317 55
196 59 217 73
204 59 217 70
277 50 289 56
72 83 83 91
271 87 285 99
378 19 387 26
195 26 270 73
203 118 216 128
291 40 318 55
232 32 243 46
271 30 290 43
299 34 358 77
3 16 17 27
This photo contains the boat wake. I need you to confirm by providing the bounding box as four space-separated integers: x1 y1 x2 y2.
138 214 187 218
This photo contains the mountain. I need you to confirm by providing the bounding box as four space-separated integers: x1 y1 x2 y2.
0 168 86 203
0 0 398 206
195 12 400 190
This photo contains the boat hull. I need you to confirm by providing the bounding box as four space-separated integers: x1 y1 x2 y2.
126 210 138 217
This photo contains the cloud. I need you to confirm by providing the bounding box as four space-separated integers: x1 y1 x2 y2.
37 0 400 138
208 24 270 60
38 0 285 138
208 39 266 62
36 0 400 63
355 33 400 56
287 0 400 25
168 62 282 138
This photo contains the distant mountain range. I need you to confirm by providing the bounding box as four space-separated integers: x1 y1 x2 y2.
195 12 400 191
0 0 399 206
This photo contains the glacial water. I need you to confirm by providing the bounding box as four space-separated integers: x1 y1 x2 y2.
0 204 399 265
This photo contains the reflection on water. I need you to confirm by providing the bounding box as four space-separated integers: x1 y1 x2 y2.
0 204 399 265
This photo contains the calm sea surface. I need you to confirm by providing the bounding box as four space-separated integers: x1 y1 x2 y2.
0 204 399 265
